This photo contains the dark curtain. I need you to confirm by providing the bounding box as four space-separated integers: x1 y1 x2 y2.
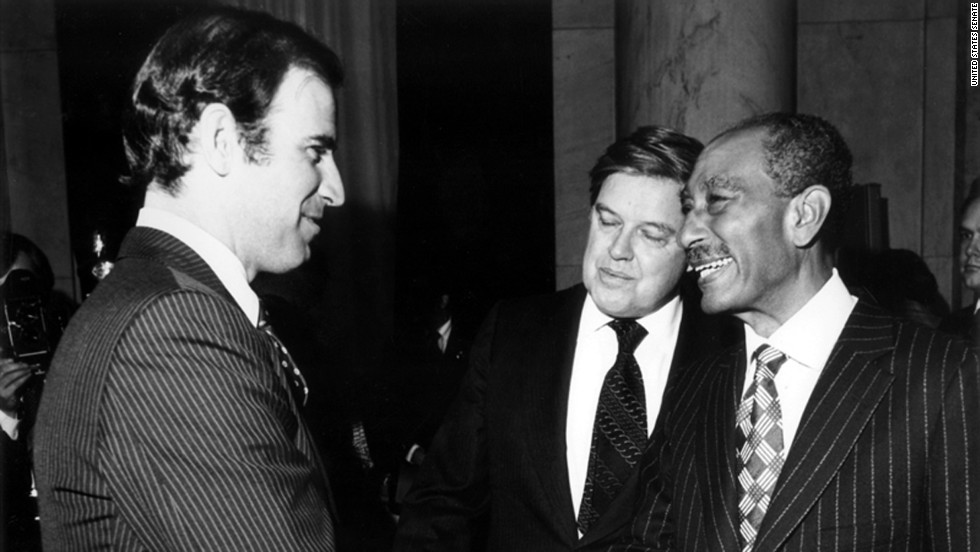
227 0 399 380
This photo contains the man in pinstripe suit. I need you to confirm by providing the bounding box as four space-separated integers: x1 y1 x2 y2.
618 113 979 551
34 9 345 550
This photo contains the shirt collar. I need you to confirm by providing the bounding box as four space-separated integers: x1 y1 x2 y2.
744 268 857 371
437 317 452 339
136 207 261 327
579 290 683 339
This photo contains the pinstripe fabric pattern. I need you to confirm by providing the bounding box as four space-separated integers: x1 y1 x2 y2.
33 228 336 551
614 300 980 552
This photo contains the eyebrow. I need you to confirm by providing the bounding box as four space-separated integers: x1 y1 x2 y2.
699 174 744 192
309 134 338 151
594 203 677 235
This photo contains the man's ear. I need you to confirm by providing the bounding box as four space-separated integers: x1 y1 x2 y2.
786 185 832 248
194 103 238 177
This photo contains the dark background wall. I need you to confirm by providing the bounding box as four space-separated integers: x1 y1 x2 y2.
395 0 554 328
52 0 556 331
56 1 201 294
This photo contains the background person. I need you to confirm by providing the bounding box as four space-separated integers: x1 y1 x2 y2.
0 232 73 552
940 185 980 346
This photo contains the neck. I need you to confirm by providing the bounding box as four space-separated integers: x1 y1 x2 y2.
737 252 834 338
143 184 254 280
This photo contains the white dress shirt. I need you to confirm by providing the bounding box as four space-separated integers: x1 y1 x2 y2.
1 410 19 440
742 269 856 454
136 207 260 327
436 317 452 353
566 292 682 519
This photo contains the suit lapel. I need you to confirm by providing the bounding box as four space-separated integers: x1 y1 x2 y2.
755 301 896 550
693 345 744 552
522 286 585 540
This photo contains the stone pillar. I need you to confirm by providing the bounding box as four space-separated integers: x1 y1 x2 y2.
616 0 796 142
552 0 615 290
0 0 75 298
798 0 964 307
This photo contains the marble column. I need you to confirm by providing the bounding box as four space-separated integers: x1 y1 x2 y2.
798 0 963 308
552 0 615 290
616 0 795 142
0 0 75 298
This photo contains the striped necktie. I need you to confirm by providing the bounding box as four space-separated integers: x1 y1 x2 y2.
577 318 648 534
256 304 335 546
257 307 309 408
736 344 788 552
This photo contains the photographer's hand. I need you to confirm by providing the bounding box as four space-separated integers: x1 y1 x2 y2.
0 357 33 414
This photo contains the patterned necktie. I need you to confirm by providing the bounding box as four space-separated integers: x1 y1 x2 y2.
257 305 335 546
257 307 309 408
736 344 788 552
577 318 648 534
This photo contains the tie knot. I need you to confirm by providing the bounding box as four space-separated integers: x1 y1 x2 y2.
752 344 786 380
609 319 647 354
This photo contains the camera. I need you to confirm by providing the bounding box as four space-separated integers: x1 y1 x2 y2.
1 268 53 374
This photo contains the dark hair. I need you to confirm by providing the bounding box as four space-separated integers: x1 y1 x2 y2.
588 126 704 205
718 112 853 245
122 7 344 191
1 233 54 292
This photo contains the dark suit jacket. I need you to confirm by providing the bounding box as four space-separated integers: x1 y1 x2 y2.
1 430 41 551
618 300 980 551
939 305 979 348
33 227 335 551
394 284 737 551
373 312 476 450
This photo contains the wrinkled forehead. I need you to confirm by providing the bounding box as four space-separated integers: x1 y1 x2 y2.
686 129 768 194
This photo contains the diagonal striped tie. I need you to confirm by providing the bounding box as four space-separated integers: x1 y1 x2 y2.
577 318 648 534
256 304 335 547
257 307 309 408
736 344 788 552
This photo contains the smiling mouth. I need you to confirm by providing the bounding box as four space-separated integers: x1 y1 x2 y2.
690 257 734 279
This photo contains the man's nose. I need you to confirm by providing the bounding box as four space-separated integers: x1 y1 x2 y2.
609 228 634 260
968 235 980 257
319 157 345 207
678 208 706 251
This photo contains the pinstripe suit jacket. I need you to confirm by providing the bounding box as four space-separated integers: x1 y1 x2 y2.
33 227 335 551
617 300 980 551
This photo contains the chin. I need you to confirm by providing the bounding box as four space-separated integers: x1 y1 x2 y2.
269 251 308 274
593 297 626 317
965 273 980 290
699 292 733 315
